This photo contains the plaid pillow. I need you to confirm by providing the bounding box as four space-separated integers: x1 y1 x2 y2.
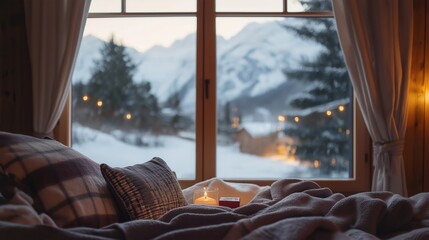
0 131 119 228
100 157 187 220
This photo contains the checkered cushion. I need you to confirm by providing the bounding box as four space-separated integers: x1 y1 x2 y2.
100 157 187 220
0 131 119 228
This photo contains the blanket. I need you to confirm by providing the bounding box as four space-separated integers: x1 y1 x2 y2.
0 188 56 227
1 179 429 240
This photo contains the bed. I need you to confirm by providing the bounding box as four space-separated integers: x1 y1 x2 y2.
1 131 429 240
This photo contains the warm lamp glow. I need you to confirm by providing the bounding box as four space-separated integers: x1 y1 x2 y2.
82 95 89 101
326 110 332 116
338 105 345 112
294 116 300 123
125 113 132 120
278 115 286 122
97 100 103 107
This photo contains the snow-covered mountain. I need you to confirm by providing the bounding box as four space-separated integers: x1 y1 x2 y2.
72 20 323 115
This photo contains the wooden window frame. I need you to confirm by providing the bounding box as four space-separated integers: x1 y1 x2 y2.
56 0 371 193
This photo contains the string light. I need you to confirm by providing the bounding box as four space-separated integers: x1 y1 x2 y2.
294 116 300 123
313 160 320 168
338 105 345 112
278 115 286 122
97 100 103 107
82 95 89 102
326 110 332 116
125 113 132 120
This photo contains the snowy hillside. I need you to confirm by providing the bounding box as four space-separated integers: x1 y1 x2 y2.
72 20 322 114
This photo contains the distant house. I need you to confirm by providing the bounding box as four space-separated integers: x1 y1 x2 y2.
233 100 351 158
235 128 279 156
234 119 296 159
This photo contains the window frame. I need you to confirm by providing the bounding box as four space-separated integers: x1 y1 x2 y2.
57 0 371 193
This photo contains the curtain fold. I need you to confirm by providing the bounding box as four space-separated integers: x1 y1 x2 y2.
24 0 91 138
332 0 413 195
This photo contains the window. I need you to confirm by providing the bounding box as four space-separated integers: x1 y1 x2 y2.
66 0 370 191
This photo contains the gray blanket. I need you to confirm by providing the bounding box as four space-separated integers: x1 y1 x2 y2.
1 179 429 240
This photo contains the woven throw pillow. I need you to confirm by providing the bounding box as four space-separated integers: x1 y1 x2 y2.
0 131 119 228
100 157 186 220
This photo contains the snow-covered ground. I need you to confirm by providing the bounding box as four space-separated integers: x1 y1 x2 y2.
72 124 320 180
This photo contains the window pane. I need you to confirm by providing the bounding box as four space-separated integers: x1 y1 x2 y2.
287 0 332 12
127 0 196 12
216 17 353 179
72 17 196 180
216 0 282 12
89 0 121 13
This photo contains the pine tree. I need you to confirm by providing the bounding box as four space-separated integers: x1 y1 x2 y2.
72 81 90 124
218 101 232 134
165 90 182 131
282 2 352 176
129 81 160 130
223 101 232 129
87 36 136 123
85 36 159 131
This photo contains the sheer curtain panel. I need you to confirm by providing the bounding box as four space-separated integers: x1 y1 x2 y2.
332 0 413 195
24 0 90 137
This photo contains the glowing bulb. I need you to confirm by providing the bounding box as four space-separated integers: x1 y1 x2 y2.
125 113 132 120
294 117 300 123
326 110 332 116
338 105 345 112
97 100 103 107
82 95 89 101
278 115 286 122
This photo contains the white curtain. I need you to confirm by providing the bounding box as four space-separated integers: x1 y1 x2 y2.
332 0 413 195
25 0 90 138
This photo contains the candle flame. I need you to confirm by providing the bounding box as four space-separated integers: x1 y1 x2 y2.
204 190 207 199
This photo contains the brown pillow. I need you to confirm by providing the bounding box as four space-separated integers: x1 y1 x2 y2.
100 157 186 220
0 131 119 228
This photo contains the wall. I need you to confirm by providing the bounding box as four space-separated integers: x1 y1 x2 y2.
0 0 33 135
404 0 428 196
422 0 429 193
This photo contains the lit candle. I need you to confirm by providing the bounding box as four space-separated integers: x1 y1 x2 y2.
194 188 218 206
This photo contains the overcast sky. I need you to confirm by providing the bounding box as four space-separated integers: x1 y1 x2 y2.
85 0 304 52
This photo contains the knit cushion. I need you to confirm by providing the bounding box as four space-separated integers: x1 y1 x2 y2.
100 157 186 220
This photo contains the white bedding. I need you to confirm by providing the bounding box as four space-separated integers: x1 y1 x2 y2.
182 178 268 205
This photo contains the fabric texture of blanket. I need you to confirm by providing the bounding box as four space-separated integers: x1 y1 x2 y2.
0 188 56 226
1 179 429 240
